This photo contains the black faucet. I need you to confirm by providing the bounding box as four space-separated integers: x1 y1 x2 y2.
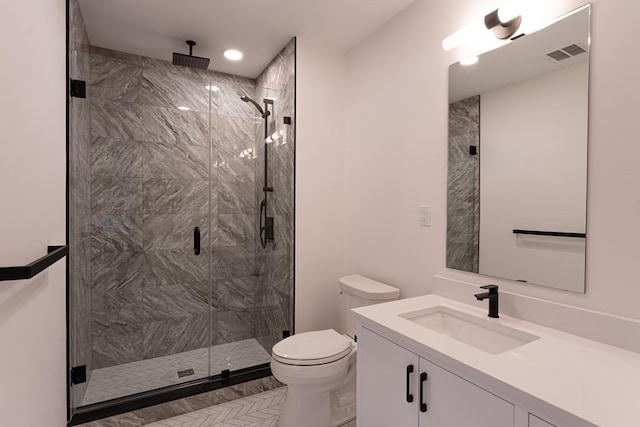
474 285 499 318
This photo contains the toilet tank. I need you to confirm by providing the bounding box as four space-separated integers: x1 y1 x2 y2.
339 274 400 338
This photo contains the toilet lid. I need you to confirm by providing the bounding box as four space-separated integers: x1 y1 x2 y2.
272 329 353 366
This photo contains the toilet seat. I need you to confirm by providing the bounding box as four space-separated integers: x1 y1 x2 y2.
272 329 353 366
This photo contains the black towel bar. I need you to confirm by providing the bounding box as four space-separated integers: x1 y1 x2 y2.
0 245 68 281
512 229 586 238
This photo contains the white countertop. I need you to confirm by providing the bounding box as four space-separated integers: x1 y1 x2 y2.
352 294 640 427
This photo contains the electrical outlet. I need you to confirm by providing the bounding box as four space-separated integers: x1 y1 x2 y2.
419 205 431 227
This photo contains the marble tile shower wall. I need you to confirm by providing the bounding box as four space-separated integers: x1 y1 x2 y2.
446 96 480 273
254 39 296 352
88 46 262 369
68 0 92 404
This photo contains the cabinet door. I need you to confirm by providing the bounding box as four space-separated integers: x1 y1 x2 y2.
358 327 420 427
418 357 514 427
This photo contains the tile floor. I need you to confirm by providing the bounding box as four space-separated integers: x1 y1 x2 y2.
83 339 272 405
143 387 357 427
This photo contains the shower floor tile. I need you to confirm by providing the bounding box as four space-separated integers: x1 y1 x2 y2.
82 338 272 406
142 387 357 427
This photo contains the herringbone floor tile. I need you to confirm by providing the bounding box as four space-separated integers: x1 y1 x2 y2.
142 388 357 427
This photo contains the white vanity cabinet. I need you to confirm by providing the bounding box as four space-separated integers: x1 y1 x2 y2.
357 327 514 427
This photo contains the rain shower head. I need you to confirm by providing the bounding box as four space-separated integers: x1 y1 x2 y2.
240 95 271 118
173 40 210 70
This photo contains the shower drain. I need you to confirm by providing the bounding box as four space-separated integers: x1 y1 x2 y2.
177 368 195 378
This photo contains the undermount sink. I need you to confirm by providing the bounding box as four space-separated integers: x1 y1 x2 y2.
399 306 539 354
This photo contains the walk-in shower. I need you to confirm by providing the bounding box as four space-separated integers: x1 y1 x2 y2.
241 95 275 248
67 0 295 423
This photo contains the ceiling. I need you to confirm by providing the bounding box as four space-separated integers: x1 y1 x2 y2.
78 0 415 79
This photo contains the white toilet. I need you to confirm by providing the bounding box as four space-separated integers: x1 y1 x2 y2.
271 274 400 427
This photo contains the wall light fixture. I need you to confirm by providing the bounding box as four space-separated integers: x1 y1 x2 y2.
484 7 522 40
442 1 524 51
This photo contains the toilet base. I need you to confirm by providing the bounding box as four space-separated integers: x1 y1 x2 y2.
278 384 356 427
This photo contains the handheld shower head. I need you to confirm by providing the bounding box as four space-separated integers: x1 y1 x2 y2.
240 95 270 118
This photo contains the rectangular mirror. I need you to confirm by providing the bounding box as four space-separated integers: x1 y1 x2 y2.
446 5 590 293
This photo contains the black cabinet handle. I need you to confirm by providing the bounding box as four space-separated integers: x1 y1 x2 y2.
420 372 428 413
406 365 414 403
194 227 200 255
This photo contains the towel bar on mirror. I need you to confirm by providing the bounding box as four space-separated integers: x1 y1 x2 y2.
512 229 586 238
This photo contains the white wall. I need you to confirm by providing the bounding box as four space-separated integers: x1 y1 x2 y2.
479 63 588 291
295 38 348 332
0 0 67 425
345 0 640 322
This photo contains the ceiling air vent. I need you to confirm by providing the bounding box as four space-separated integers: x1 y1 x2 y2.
546 43 587 62
562 44 586 56
547 50 571 61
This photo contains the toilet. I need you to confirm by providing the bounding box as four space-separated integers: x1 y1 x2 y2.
271 274 400 427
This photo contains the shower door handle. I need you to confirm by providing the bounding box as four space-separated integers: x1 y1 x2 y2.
194 227 201 255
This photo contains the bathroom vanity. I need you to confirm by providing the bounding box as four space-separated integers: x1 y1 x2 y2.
353 295 640 427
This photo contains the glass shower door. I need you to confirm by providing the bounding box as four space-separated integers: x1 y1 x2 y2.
67 23 214 412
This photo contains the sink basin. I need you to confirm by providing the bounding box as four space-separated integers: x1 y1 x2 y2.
399 306 539 354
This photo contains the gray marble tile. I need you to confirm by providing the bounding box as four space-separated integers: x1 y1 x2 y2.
217 277 256 310
91 177 142 214
217 214 255 247
213 115 256 151
143 283 209 323
90 53 143 103
92 321 143 369
449 95 480 137
217 309 255 344
447 161 476 216
140 68 210 112
449 132 478 163
142 178 209 215
142 213 210 250
143 314 209 359
93 282 143 327
90 46 143 66
256 254 290 296
256 39 295 92
211 247 255 279
143 56 209 80
255 305 288 342
215 78 258 119
218 178 255 214
91 250 150 295
91 98 143 139
91 137 143 178
145 249 209 286
91 215 143 252
142 105 209 145
142 140 208 180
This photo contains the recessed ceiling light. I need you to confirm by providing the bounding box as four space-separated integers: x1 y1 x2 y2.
205 85 219 92
224 49 243 61
177 106 191 111
460 56 479 66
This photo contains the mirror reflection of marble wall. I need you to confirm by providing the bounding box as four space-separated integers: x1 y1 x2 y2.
446 6 590 293
447 96 479 273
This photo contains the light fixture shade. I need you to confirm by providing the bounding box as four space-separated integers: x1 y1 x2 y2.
484 8 522 40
